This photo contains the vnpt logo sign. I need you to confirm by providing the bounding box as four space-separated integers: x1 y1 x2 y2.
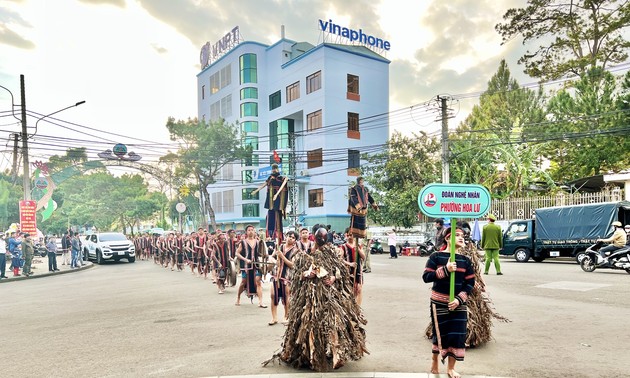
318 19 391 51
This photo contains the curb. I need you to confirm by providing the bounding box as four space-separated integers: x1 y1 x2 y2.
0 261 95 283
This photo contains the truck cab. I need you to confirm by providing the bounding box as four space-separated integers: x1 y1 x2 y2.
502 220 537 262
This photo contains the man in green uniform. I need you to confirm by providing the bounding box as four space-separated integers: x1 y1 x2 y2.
22 233 35 277
482 214 503 275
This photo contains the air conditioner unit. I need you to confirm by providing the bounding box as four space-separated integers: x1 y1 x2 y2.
300 170 310 177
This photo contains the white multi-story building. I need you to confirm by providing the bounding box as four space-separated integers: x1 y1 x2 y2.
197 28 389 232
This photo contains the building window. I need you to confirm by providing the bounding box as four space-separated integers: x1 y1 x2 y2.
240 87 258 100
210 101 220 121
307 110 322 131
222 190 234 213
209 64 232 94
241 170 254 184
348 149 360 169
242 203 259 217
286 81 300 103
219 163 233 181
269 90 281 110
239 54 257 84
201 85 205 100
308 188 324 208
242 152 259 167
347 74 360 101
307 148 323 169
243 136 259 150
242 188 260 200
241 121 258 133
306 71 321 94
240 102 258 117
210 73 219 94
220 94 232 118
269 119 294 150
348 112 359 131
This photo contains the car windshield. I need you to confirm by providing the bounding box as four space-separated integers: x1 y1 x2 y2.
99 233 128 242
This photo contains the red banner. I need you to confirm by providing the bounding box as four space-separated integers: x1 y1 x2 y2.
19 200 37 236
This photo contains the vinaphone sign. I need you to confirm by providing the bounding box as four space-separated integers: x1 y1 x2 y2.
318 19 391 51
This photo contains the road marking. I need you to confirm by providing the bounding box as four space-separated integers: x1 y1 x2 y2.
147 364 185 376
536 281 611 291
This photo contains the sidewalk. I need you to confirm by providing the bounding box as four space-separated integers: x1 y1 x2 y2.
1 254 93 283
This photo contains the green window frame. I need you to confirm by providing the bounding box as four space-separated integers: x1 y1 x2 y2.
242 203 260 217
243 136 259 150
240 102 258 117
240 87 258 100
269 90 281 110
241 170 254 184
242 188 260 200
241 121 259 133
239 54 257 84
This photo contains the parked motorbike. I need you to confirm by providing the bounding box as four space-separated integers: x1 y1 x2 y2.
416 240 435 256
370 238 383 254
35 243 48 257
580 241 630 274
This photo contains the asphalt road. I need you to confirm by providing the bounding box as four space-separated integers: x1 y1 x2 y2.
4 254 630 378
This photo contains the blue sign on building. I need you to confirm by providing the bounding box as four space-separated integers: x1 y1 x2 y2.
256 164 283 181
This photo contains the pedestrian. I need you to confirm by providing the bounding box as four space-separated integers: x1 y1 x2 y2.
61 231 70 265
387 229 397 259
22 233 35 277
481 214 503 275
434 218 445 251
46 236 60 272
71 232 81 269
362 237 372 273
0 233 8 279
234 225 267 307
422 225 475 378
251 163 289 242
8 231 22 276
264 227 367 371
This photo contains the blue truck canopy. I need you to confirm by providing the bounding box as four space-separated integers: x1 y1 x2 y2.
536 201 630 241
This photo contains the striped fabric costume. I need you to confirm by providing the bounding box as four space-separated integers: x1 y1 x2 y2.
264 172 288 242
347 183 376 239
422 251 475 362
240 240 263 297
341 242 362 286
271 244 296 306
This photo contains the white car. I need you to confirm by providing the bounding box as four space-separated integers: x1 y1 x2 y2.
83 232 135 264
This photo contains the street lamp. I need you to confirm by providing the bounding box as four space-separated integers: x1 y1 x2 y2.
23 100 86 200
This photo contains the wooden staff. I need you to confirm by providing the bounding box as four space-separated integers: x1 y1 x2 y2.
449 217 457 301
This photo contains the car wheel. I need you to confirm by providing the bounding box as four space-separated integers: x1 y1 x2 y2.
575 251 586 264
514 248 530 263
96 250 104 264
128 257 135 263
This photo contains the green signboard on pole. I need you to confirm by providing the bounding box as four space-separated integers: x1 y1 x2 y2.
418 183 492 301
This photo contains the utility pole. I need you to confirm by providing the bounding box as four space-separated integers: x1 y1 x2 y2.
288 130 298 228
11 133 19 182
438 95 450 184
20 74 30 200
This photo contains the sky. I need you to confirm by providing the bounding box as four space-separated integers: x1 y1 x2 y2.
0 0 531 174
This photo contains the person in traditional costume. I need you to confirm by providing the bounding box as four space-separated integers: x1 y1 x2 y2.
425 221 509 347
296 227 314 254
211 231 230 294
268 230 298 325
339 227 366 306
347 177 378 239
251 164 288 243
234 225 267 308
423 225 475 378
264 227 367 371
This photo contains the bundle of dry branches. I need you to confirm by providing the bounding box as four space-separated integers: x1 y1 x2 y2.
425 243 509 347
263 244 368 371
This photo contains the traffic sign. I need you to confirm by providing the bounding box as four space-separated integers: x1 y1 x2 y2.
176 203 187 213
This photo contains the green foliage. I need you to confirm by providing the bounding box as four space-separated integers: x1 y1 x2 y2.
496 0 630 80
543 68 630 181
362 132 441 228
0 177 21 228
450 60 552 198
162 117 250 230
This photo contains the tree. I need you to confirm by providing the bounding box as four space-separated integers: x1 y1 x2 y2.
496 0 630 80
362 132 441 228
543 67 630 181
450 60 552 198
46 147 88 172
162 117 250 230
